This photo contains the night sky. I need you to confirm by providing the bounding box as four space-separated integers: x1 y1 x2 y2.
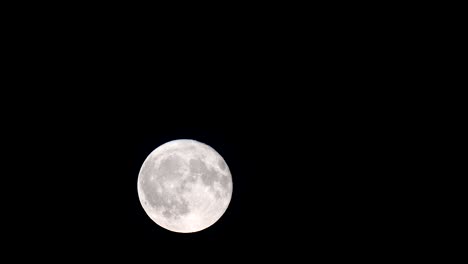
7 87 394 260
5 23 403 259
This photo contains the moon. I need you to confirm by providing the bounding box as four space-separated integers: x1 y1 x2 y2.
137 139 233 233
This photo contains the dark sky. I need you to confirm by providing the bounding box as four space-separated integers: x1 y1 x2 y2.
4 17 406 258
6 87 399 261
2 1 439 259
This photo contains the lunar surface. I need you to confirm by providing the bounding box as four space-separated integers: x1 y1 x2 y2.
137 139 233 233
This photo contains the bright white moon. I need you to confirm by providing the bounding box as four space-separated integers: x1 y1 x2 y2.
137 139 233 233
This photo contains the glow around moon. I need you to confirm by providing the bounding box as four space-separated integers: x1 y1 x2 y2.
137 139 233 233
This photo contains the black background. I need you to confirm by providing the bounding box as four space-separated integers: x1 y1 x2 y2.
8 80 398 260
2 6 415 260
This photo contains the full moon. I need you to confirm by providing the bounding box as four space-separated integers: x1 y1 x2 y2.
137 139 233 233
